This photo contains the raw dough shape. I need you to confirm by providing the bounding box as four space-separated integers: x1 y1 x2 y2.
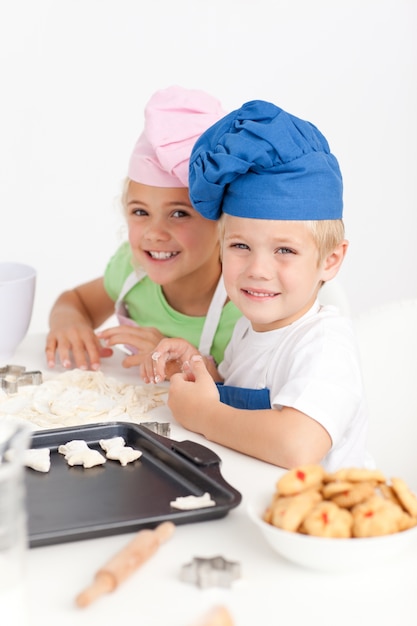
23 447 51 472
105 446 142 466
4 447 51 472
99 436 142 466
58 439 106 468
98 436 125 452
170 492 216 510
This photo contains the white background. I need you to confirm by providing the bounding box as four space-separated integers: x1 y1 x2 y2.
1 0 416 334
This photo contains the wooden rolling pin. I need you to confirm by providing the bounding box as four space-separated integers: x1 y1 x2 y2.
75 521 175 608
194 606 235 626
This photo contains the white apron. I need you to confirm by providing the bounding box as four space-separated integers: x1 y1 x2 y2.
115 270 227 356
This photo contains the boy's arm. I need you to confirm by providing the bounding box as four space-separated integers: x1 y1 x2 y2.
168 356 332 469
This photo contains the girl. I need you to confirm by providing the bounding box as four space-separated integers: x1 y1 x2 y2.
45 86 241 372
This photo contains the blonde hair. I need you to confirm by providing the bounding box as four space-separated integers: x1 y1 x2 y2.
120 176 130 214
304 219 345 264
218 215 345 266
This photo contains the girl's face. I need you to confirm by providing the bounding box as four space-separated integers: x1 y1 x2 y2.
126 181 220 287
222 215 345 332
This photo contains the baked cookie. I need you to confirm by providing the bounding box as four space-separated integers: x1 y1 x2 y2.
391 477 417 517
398 513 417 532
265 465 417 540
301 501 353 538
263 490 281 524
330 481 376 509
378 484 417 530
321 481 353 499
270 489 322 532
378 483 402 507
325 468 386 484
351 495 404 537
276 465 326 496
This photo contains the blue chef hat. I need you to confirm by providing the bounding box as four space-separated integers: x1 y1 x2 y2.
189 100 343 221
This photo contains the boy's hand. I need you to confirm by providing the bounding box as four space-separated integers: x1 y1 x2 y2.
167 355 220 432
140 338 200 383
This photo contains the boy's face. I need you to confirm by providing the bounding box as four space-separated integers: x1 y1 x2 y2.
222 215 343 332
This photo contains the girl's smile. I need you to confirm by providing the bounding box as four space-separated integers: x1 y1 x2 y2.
146 250 180 260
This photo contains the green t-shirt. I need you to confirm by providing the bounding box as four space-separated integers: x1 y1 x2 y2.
103 242 241 365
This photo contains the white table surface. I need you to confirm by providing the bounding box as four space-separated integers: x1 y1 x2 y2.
6 334 417 625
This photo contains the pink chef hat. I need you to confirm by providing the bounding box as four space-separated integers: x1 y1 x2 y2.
127 85 227 187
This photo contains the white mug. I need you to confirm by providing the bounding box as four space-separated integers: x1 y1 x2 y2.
0 262 36 364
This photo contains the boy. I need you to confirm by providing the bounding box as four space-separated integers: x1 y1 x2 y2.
141 100 369 472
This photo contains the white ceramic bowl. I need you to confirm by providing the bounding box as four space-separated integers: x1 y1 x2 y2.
247 490 417 572
0 261 36 363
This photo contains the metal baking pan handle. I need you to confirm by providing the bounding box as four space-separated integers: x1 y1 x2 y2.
170 440 221 467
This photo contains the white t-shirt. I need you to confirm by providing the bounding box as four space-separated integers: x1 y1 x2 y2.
218 301 369 472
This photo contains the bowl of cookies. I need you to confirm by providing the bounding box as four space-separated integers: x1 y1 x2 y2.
247 464 417 572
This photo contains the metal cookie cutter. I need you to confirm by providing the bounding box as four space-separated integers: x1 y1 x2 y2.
140 421 171 438
180 555 241 589
0 365 43 394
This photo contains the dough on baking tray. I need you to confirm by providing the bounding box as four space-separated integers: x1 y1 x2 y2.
58 439 106 468
99 436 126 452
58 437 142 469
4 447 51 473
23 447 51 472
99 437 142 466
2 436 142 473
170 492 216 510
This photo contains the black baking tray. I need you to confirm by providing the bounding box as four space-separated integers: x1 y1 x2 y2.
25 422 241 548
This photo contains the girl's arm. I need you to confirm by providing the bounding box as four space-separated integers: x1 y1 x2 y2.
46 277 115 370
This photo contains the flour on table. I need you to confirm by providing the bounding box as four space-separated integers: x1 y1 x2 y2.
0 369 167 430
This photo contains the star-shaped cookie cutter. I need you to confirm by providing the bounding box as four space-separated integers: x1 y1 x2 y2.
0 365 43 394
180 555 241 589
141 421 171 438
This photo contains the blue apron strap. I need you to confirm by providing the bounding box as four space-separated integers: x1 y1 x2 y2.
216 383 271 410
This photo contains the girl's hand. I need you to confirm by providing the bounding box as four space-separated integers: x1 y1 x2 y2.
45 324 113 371
97 325 165 368
140 338 200 383
46 277 116 371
